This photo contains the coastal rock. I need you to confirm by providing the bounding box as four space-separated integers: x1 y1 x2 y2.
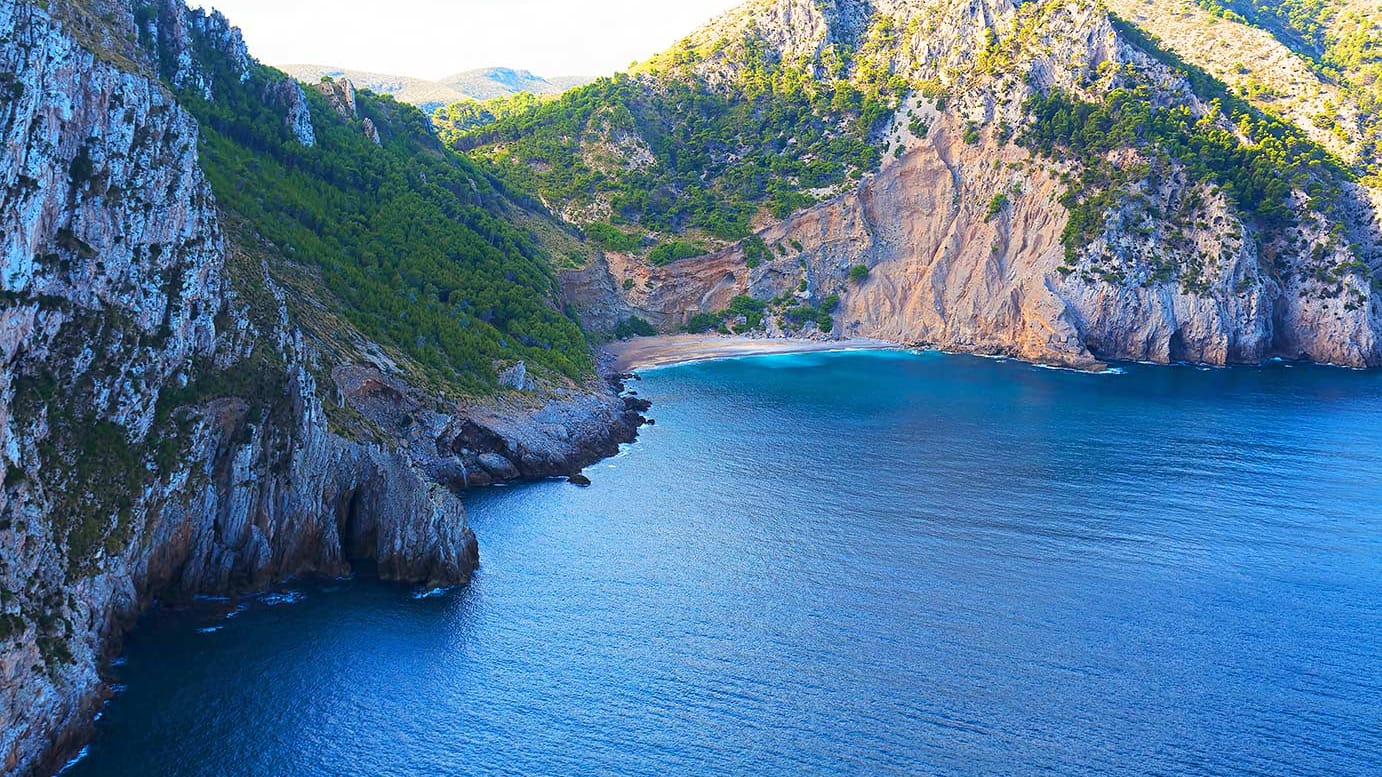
476 452 520 481
0 3 635 774
455 379 645 481
568 473 592 486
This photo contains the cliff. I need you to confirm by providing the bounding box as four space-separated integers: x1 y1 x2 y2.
0 1 640 774
555 0 1382 368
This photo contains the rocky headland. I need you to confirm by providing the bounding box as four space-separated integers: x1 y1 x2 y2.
0 1 643 774
7 0 1382 773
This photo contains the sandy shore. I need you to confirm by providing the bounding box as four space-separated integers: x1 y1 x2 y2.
604 335 902 371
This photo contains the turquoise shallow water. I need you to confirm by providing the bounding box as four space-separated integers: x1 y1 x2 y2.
68 351 1382 776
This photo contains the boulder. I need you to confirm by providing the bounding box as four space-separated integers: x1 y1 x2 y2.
476 452 519 481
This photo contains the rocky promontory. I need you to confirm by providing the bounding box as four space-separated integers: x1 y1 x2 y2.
0 1 643 774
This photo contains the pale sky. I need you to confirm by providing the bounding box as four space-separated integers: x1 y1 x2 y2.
190 0 743 79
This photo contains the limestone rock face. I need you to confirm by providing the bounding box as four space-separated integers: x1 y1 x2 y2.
0 3 636 775
498 360 532 391
363 116 381 145
565 0 1382 369
263 77 317 147
143 0 252 99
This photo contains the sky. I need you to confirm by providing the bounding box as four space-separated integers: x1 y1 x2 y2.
191 0 744 79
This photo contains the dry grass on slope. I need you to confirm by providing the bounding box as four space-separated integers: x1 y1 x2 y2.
1104 0 1365 166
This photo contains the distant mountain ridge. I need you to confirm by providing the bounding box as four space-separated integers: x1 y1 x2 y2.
279 64 591 110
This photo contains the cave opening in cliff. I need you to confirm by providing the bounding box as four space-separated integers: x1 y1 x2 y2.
339 489 379 578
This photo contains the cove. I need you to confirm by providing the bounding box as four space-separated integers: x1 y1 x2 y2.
65 351 1382 776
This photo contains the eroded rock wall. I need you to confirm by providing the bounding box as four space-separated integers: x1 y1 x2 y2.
565 0 1382 368
0 3 484 773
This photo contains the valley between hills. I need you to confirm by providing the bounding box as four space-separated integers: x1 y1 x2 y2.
3 0 1382 773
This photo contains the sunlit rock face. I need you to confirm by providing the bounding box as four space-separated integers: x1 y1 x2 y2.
559 0 1382 368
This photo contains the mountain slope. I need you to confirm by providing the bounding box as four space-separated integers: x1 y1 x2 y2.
279 63 591 110
441 67 591 100
456 0 1382 368
1106 0 1369 168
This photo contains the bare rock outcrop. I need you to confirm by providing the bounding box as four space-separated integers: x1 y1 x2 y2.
262 77 317 147
314 76 359 119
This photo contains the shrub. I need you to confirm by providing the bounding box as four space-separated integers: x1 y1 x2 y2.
648 240 704 266
849 264 871 282
743 235 768 269
613 316 657 339
684 312 721 333
587 223 642 252
986 193 1009 220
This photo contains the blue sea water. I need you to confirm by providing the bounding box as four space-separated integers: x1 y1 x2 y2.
67 351 1382 776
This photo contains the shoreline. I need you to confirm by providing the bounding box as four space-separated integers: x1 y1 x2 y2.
603 335 903 372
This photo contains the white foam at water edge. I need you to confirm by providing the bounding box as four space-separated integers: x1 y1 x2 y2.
412 587 449 600
109 656 127 667
941 349 1008 361
1032 363 1125 375
56 746 89 775
197 625 223 634
259 591 305 607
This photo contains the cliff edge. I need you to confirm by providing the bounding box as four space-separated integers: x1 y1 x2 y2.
0 2 641 774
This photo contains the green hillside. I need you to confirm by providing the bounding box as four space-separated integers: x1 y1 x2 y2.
161 28 594 392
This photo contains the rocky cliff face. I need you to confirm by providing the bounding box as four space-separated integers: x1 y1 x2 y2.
563 0 1382 368
0 2 640 774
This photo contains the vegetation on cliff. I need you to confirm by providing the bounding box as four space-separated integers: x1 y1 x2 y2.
434 14 911 257
1194 0 1382 168
154 11 594 392
1019 14 1359 292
